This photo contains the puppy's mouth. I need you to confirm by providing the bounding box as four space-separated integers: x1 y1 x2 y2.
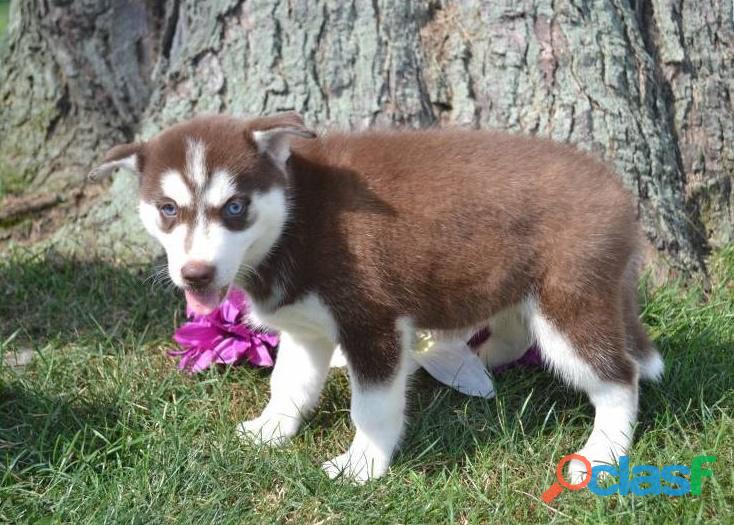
184 286 228 316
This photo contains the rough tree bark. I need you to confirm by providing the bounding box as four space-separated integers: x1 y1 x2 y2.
0 0 731 274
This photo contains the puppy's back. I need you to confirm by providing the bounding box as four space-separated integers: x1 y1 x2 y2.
294 128 636 255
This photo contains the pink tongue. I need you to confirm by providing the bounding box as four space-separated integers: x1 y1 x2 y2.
185 288 223 315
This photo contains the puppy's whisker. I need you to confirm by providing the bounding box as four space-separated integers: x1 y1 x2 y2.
145 265 174 292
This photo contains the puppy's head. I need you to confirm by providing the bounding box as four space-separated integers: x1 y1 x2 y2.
90 112 315 314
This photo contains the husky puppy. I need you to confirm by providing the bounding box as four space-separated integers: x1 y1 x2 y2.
91 112 663 482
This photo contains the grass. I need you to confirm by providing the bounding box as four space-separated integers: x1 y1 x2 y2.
0 1 9 37
1 248 732 524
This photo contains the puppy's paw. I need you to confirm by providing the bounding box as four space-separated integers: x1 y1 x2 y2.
236 414 299 446
566 448 620 485
322 449 389 484
566 457 592 485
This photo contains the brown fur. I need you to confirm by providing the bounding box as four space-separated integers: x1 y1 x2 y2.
261 124 645 384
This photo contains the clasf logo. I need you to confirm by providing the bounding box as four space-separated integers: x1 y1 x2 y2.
542 454 716 503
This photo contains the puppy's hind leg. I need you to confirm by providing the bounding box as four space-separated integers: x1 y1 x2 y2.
525 294 639 483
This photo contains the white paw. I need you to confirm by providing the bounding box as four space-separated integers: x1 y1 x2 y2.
236 414 300 446
567 458 592 485
567 449 619 485
322 449 390 483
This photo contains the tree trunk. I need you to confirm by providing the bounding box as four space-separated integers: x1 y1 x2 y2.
1 0 731 275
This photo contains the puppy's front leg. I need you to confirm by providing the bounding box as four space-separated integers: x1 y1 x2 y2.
238 331 334 445
323 319 412 483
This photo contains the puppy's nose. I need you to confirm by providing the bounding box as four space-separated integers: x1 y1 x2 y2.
181 261 215 288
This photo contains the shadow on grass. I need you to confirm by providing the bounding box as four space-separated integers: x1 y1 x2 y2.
0 384 126 519
391 369 584 474
0 382 125 477
0 253 179 484
0 251 180 347
635 336 734 437
0 252 204 489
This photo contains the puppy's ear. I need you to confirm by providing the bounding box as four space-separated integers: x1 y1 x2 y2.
249 112 316 169
88 142 145 180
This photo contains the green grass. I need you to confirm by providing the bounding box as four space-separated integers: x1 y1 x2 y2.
0 1 9 37
1 248 732 524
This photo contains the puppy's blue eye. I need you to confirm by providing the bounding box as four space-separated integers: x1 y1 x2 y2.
224 199 246 217
160 203 177 217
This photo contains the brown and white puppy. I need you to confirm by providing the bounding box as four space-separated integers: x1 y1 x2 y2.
90 112 664 483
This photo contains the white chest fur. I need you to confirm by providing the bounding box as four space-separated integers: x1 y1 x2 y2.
248 292 339 345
